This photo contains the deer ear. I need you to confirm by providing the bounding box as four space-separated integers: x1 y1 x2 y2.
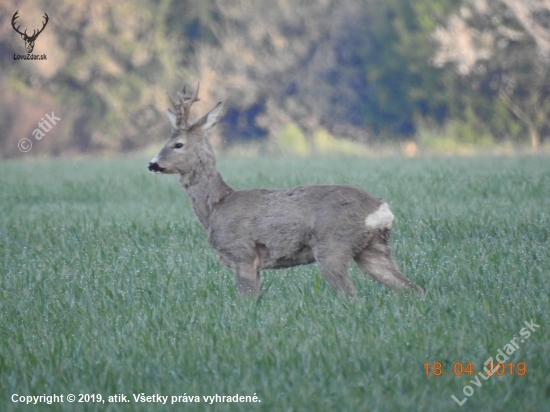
193 102 223 134
166 109 177 128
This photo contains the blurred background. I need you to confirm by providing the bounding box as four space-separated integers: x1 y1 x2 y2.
1 0 549 158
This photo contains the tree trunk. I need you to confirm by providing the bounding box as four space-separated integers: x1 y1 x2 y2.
529 125 540 150
498 91 542 150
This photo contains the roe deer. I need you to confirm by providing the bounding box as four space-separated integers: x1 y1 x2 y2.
148 82 422 297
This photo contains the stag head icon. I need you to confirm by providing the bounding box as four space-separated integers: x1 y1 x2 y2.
11 10 49 54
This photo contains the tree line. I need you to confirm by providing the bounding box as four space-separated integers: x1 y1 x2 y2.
0 0 548 157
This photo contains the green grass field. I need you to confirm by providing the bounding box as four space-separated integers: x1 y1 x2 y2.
1 155 549 412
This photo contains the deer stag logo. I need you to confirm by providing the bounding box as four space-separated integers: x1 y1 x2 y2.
11 10 49 54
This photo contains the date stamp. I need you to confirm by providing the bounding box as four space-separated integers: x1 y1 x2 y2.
424 361 527 377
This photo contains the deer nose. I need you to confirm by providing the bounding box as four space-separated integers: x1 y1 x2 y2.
148 162 161 172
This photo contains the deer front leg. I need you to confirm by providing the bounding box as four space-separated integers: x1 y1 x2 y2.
235 264 262 296
233 244 265 296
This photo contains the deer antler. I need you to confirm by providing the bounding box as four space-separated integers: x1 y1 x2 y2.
167 82 201 129
179 82 201 127
31 13 49 40
11 11 48 40
11 11 25 37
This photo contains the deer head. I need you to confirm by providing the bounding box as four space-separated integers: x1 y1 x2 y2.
148 82 223 175
12 10 49 54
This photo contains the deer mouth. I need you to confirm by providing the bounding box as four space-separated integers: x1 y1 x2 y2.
148 162 166 173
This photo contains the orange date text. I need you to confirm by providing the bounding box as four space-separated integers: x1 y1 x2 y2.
424 361 526 377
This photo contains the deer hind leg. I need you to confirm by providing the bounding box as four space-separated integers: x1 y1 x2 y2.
313 246 357 296
354 230 422 294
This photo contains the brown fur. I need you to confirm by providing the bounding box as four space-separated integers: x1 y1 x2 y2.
149 83 422 297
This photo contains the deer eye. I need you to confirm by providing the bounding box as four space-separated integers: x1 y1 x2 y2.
174 143 184 149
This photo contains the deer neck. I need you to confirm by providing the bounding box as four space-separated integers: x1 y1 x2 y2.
179 155 233 229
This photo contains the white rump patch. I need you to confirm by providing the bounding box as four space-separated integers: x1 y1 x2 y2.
365 203 394 229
